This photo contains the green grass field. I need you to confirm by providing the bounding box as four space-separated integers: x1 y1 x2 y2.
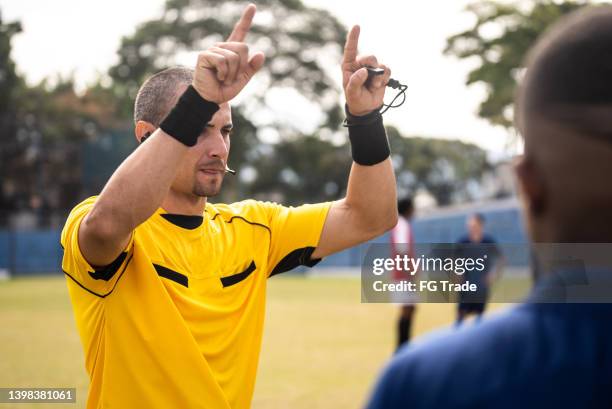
0 275 518 409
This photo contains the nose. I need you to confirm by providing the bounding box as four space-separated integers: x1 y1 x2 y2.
204 128 229 161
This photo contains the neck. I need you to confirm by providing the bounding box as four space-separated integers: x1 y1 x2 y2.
470 234 483 243
529 207 612 243
161 188 207 216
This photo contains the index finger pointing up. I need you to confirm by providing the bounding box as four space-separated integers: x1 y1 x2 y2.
227 3 256 42
342 25 360 64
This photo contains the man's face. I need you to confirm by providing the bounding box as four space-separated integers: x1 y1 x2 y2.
172 102 233 198
467 216 484 242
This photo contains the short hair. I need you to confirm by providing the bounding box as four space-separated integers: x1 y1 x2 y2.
519 6 612 137
470 212 485 225
398 197 414 216
134 67 194 126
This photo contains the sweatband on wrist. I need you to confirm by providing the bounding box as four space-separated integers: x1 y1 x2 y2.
159 85 220 147
344 105 391 166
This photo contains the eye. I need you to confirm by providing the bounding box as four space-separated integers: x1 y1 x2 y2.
222 128 233 138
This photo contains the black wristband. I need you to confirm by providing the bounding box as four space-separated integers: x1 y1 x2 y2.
344 105 390 166
159 85 220 147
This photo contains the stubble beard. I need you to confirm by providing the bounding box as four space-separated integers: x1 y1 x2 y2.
192 177 224 198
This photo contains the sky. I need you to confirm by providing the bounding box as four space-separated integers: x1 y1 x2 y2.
0 0 519 159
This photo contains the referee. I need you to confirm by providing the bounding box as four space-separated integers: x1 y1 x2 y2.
61 4 397 409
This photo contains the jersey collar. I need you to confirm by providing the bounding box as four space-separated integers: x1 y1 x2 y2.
160 213 203 230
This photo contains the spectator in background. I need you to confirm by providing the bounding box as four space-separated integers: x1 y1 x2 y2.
0 181 17 227
390 197 417 349
29 194 51 228
455 213 504 325
366 6 612 409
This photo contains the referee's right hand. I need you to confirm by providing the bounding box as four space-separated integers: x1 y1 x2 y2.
193 3 265 104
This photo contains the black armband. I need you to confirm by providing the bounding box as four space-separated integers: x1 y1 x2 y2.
159 85 220 147
344 105 390 166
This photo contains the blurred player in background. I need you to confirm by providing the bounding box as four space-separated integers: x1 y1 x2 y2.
366 6 612 409
455 213 504 325
60 4 397 408
390 197 417 349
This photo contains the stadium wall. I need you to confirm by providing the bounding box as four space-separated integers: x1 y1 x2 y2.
0 198 529 276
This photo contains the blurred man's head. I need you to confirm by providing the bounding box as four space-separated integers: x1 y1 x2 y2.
515 6 612 242
397 197 414 220
467 213 485 243
134 67 233 198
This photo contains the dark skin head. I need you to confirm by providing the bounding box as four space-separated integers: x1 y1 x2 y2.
514 6 612 243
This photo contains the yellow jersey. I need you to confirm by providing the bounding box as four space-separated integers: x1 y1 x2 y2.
61 197 331 409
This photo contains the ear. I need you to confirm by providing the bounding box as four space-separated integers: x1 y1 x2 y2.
135 121 156 144
514 155 546 217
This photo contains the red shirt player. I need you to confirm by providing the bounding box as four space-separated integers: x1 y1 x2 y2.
390 197 417 349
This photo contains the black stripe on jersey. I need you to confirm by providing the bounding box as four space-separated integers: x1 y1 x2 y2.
160 214 203 229
210 214 271 234
88 252 128 281
62 253 133 298
221 261 256 287
269 247 321 277
153 264 189 287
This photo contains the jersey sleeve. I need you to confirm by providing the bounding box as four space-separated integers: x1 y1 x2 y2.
260 201 332 277
60 197 134 297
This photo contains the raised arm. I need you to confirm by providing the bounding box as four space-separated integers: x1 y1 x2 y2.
79 4 265 266
312 25 397 259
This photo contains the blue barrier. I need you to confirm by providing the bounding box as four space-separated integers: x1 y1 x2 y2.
0 231 11 271
0 201 529 275
0 230 63 275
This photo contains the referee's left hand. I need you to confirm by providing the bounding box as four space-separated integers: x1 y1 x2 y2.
342 25 391 117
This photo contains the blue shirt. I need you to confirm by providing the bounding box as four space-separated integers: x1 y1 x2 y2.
365 270 612 409
456 234 501 285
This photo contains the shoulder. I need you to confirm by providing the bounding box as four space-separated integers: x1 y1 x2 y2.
481 234 498 244
367 305 546 409
206 199 278 227
67 196 98 218
61 196 98 237
209 200 331 222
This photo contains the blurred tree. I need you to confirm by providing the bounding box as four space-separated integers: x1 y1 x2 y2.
445 0 590 128
249 134 351 205
387 127 490 206
0 11 22 128
107 0 345 126
0 2 494 228
0 9 121 225
10 78 119 222
0 11 24 222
